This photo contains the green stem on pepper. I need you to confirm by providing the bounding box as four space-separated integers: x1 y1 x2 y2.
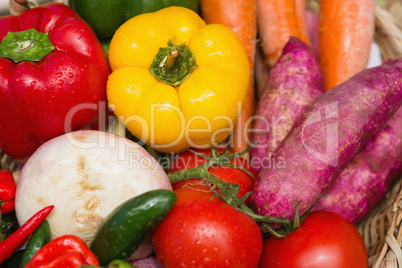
149 41 197 86
0 29 55 63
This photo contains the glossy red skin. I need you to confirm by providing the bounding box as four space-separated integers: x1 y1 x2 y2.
0 3 111 162
0 205 54 264
26 234 99 267
168 148 258 199
259 211 368 268
0 169 16 214
152 186 263 268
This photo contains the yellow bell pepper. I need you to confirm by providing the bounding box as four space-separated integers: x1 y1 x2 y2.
107 6 250 153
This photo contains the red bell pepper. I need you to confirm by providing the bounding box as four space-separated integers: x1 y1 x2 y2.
0 205 54 264
25 234 100 268
0 3 111 162
0 170 16 215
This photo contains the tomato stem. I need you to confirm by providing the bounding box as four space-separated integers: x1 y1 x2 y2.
167 147 292 226
293 202 301 229
238 203 291 226
263 198 326 238
261 223 287 239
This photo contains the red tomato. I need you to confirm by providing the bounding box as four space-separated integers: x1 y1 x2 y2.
168 148 258 199
152 186 263 268
259 211 368 268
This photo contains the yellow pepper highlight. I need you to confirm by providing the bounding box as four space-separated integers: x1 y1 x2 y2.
107 6 250 153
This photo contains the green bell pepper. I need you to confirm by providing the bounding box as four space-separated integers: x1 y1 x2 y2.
69 0 200 39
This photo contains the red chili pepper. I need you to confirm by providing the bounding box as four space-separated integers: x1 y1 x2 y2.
0 169 16 215
0 205 53 264
26 234 100 268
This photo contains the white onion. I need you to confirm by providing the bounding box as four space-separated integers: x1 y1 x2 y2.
15 130 172 259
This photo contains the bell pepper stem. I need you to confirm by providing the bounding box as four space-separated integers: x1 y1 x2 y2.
166 48 179 69
150 41 197 86
0 29 55 63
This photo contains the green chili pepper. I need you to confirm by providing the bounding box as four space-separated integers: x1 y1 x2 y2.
90 190 176 266
20 220 51 268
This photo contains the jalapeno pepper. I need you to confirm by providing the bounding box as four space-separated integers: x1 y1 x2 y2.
90 190 176 266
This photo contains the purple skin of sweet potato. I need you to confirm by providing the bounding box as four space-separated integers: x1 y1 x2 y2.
314 108 402 223
131 256 163 268
250 58 402 220
250 37 323 173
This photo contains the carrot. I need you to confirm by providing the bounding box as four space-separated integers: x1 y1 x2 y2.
295 0 310 46
318 0 375 91
201 0 257 155
256 0 310 66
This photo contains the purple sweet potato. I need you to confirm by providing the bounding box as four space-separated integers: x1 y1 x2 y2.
250 58 402 220
250 37 323 173
131 256 163 268
314 108 402 223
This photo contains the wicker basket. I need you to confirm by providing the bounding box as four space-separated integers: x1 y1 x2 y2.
1 0 402 267
354 2 402 267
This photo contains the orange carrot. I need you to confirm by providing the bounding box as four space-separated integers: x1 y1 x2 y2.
256 0 310 66
318 0 375 91
201 0 257 155
295 0 310 46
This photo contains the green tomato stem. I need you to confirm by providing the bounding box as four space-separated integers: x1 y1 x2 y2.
167 148 293 227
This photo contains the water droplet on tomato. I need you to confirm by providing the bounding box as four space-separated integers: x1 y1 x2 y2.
204 256 212 262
